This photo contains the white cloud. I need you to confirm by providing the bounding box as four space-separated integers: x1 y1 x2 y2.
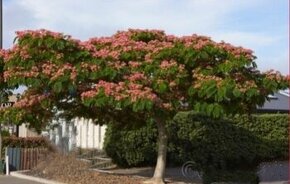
210 31 287 74
4 0 264 45
211 31 282 49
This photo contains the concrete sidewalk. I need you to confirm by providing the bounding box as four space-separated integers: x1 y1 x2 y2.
0 175 43 184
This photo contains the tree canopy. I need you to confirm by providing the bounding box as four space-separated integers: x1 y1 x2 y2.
1 29 288 183
2 29 287 120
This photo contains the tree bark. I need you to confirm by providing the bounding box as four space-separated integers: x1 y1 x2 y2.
145 119 168 184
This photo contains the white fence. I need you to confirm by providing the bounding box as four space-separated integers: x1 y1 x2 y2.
49 117 107 152
74 117 106 150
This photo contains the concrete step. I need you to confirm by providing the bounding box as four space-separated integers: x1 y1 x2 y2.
77 149 107 159
76 149 115 170
90 160 116 170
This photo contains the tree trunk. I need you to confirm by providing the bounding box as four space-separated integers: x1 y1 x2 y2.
144 119 168 184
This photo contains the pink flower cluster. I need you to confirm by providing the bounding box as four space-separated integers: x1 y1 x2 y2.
79 41 96 51
0 47 21 62
14 94 47 108
82 29 173 63
128 61 141 68
0 49 8 60
51 63 77 81
80 62 99 72
126 72 146 82
3 45 31 60
178 34 254 59
80 90 98 99
107 61 126 70
93 49 120 59
160 60 178 69
16 29 64 40
42 61 57 76
3 66 39 80
81 80 157 103
193 40 212 50
96 80 119 96
127 83 157 102
263 70 284 81
218 42 254 59
165 35 178 42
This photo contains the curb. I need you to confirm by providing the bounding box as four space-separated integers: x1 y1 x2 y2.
259 182 288 184
90 168 150 180
10 170 66 184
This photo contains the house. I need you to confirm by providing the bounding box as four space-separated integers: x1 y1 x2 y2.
257 90 289 113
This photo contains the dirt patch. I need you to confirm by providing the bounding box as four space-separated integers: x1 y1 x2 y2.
25 153 144 184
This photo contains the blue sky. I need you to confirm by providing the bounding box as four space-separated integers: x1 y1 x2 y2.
4 0 288 75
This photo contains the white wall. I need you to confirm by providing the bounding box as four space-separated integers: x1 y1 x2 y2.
49 117 107 151
74 118 106 150
18 124 39 137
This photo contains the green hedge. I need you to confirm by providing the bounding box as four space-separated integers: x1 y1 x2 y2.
104 112 288 182
2 137 51 148
2 137 55 152
169 113 288 169
1 137 55 160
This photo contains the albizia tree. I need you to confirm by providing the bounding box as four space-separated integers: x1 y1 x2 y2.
2 29 288 184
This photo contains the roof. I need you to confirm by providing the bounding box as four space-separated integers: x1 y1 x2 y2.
257 90 289 112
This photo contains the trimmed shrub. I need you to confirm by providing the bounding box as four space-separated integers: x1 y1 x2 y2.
2 137 52 149
1 137 55 159
104 120 158 167
104 112 288 172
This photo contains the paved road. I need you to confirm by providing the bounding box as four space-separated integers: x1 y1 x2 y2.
258 161 288 182
0 176 43 184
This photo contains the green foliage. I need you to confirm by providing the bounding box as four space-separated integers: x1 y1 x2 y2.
0 130 10 137
2 137 52 148
104 120 158 167
169 113 287 169
104 112 288 173
0 107 49 133
1 137 55 158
